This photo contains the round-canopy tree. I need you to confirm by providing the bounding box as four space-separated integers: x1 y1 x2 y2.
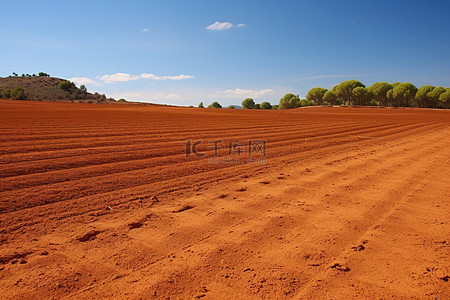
427 86 446 108
208 101 222 108
260 102 272 109
415 85 435 108
368 82 392 107
279 93 301 109
352 87 372 106
438 89 450 108
391 82 418 107
323 90 338 105
335 80 365 105
306 87 327 105
242 98 255 109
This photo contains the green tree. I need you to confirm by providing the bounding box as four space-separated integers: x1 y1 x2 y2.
335 80 365 105
323 90 338 105
198 102 204 108
1 88 11 99
391 82 418 107
306 87 327 105
299 99 314 107
254 103 261 109
117 98 126 102
352 87 372 106
272 105 279 109
279 93 301 109
438 89 450 109
38 72 50 77
427 86 446 108
208 101 222 108
80 84 87 93
260 102 272 109
11 87 26 100
58 80 72 91
415 85 435 108
368 82 392 107
228 105 235 109
242 98 255 109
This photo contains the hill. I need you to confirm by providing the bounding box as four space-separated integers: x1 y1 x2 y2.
0 75 117 103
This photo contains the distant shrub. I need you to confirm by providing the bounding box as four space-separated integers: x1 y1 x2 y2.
208 101 222 108
11 87 26 100
272 105 279 109
117 98 127 102
198 102 204 108
228 105 235 109
80 84 87 93
38 72 50 77
1 88 11 99
260 102 272 109
58 80 72 91
242 98 255 109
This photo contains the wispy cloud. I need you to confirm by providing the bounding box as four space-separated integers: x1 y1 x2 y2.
109 91 182 101
100 73 140 83
206 21 246 31
141 28 149 32
140 73 194 80
69 77 100 86
99 72 195 83
210 88 274 98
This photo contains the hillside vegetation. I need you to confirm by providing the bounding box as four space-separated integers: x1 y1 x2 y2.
0 75 118 103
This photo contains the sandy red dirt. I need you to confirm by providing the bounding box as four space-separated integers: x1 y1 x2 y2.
0 99 449 299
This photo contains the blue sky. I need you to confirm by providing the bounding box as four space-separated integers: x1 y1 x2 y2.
1 0 449 106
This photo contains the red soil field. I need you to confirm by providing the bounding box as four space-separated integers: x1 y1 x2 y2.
0 99 449 299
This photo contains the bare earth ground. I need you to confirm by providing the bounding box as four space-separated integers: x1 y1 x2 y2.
0 100 449 299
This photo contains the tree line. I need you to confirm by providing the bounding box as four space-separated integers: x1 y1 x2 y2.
197 80 450 109
303 80 449 109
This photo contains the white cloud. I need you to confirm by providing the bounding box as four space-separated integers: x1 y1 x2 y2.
211 88 274 98
69 77 99 86
100 73 140 83
108 91 183 102
140 73 194 80
99 72 194 83
206 21 245 31
141 28 149 32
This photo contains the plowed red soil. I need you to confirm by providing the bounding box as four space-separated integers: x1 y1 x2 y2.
0 99 449 299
